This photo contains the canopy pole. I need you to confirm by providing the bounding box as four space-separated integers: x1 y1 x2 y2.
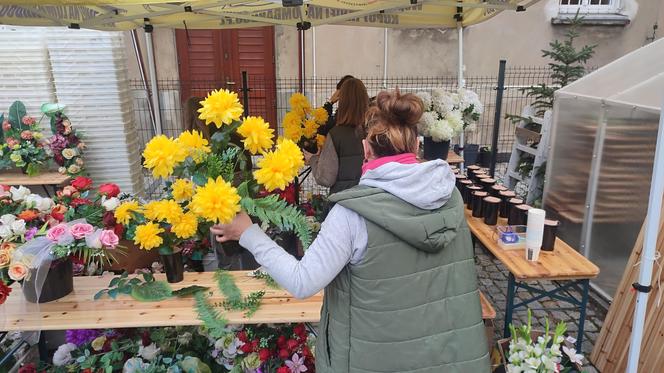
300 28 306 95
143 21 162 136
131 29 156 134
626 98 664 373
457 23 465 168
383 28 388 89
312 26 317 106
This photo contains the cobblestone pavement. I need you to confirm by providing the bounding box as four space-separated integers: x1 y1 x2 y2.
475 245 607 371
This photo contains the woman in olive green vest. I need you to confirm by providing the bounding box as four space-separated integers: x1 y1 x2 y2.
212 89 490 372
306 78 368 194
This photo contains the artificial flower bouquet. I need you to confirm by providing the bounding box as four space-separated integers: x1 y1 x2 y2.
0 185 55 244
127 89 311 259
416 88 483 143
0 101 50 175
496 310 585 373
282 93 328 154
45 108 86 177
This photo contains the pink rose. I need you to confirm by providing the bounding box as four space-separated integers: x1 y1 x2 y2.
46 224 69 242
70 223 94 239
99 230 119 248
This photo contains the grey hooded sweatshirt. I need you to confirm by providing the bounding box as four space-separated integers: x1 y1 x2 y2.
238 159 456 299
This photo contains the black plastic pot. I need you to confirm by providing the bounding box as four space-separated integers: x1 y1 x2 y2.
478 148 492 168
456 143 479 165
542 220 560 251
423 137 450 161
161 251 184 283
23 257 73 303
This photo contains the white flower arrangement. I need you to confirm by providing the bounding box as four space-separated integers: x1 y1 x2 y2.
417 88 483 142
506 310 584 373
0 214 26 240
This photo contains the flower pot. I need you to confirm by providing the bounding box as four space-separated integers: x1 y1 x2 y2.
456 143 479 165
220 240 243 257
423 137 450 161
478 148 492 168
202 252 219 271
23 257 73 303
542 220 560 252
161 251 184 283
105 239 160 273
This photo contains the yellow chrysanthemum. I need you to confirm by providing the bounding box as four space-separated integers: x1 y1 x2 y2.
282 111 304 141
303 119 319 139
289 92 311 113
316 134 326 149
313 107 329 124
115 200 141 226
277 138 305 178
237 116 275 155
254 139 304 192
177 130 211 162
143 135 188 179
197 89 244 128
134 222 164 251
171 212 199 239
189 177 241 224
171 179 195 202
143 200 183 224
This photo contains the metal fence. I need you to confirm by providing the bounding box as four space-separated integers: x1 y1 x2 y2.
130 66 553 197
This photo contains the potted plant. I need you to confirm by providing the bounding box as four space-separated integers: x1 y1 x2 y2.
0 101 50 176
478 146 492 168
493 310 585 373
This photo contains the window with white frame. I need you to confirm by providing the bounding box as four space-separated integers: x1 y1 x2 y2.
559 0 620 14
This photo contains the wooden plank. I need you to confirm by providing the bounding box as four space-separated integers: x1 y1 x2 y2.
479 291 496 320
0 171 70 186
1 271 323 331
465 209 599 281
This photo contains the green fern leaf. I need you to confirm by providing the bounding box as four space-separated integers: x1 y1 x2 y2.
241 195 312 249
194 292 228 339
130 281 173 302
214 270 242 303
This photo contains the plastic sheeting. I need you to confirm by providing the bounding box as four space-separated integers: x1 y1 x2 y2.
543 37 664 297
0 0 532 31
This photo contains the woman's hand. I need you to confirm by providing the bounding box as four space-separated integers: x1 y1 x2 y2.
303 150 315 165
210 212 253 243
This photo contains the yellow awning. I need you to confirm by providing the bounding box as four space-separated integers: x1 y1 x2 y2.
0 1 534 31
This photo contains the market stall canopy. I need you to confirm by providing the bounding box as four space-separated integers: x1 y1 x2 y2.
0 0 536 31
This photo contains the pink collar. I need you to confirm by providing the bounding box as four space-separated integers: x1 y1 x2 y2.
362 153 419 175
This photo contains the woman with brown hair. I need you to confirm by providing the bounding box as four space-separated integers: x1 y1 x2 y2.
306 77 369 194
212 89 490 372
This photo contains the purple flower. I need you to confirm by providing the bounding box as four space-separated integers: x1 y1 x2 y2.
49 135 67 152
285 353 307 373
24 227 38 241
65 329 101 346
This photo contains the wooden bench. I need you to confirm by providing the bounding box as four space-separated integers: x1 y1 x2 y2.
480 290 497 348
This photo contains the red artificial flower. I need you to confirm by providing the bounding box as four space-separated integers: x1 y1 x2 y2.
251 339 259 351
17 209 40 222
237 330 248 343
0 281 12 305
240 342 254 354
258 348 272 362
293 324 307 339
98 183 120 198
279 348 291 360
277 335 287 348
276 367 290 373
0 184 9 192
113 224 124 237
17 363 36 373
81 369 92 373
302 346 312 358
70 198 92 208
50 204 68 221
102 211 117 228
71 176 93 191
287 338 299 351
141 330 151 347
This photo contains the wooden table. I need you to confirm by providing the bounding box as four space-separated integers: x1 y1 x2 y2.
1 272 323 332
0 171 70 197
465 209 599 351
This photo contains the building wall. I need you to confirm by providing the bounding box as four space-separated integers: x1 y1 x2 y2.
125 0 663 82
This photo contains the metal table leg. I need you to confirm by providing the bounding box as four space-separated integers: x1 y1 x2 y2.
503 272 516 337
576 279 590 352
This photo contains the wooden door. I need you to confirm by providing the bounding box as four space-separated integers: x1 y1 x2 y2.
176 27 276 127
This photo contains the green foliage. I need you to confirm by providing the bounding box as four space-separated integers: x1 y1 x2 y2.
131 281 173 302
194 291 228 339
241 195 312 249
522 13 596 116
214 270 243 303
8 100 27 130
214 270 265 317
172 285 210 298
252 270 280 289
95 272 172 302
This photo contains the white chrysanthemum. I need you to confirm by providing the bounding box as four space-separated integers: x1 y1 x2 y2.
418 111 437 136
429 119 454 142
434 91 458 116
416 92 432 110
53 343 77 366
458 88 483 114
446 109 464 135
